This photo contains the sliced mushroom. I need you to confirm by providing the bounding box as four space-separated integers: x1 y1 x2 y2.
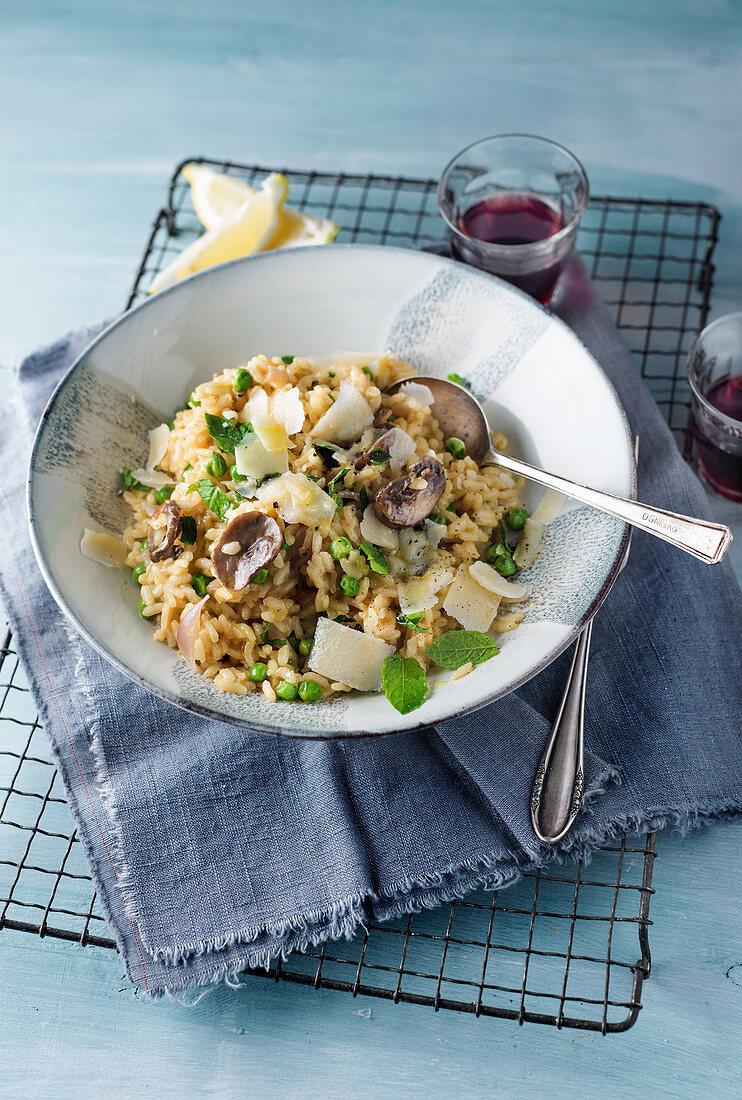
373 404 393 429
147 501 182 562
354 428 397 471
211 511 282 590
373 457 446 529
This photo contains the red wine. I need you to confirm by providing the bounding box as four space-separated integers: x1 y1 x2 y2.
459 194 565 301
694 374 742 501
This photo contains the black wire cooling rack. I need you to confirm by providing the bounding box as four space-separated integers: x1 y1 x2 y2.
1 160 721 1033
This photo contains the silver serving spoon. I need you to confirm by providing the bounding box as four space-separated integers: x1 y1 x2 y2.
389 377 732 564
530 436 638 845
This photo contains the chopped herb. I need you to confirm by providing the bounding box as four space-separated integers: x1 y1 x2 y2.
189 390 201 407
306 474 322 484
252 567 269 585
426 630 499 670
281 355 295 365
446 506 458 516
429 512 447 526
330 492 343 511
281 539 291 552
328 370 335 378
183 463 193 472
328 467 350 492
313 442 339 467
204 413 253 455
362 366 373 378
230 464 248 481
382 655 428 715
260 624 271 643
368 447 391 466
187 479 234 520
396 611 428 634
121 468 146 492
166 418 175 430
328 393 336 404
360 541 390 575
447 373 471 390
154 486 174 505
190 573 210 596
333 614 354 623
359 485 369 510
180 515 197 544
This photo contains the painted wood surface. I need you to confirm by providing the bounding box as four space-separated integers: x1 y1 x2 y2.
1 1 741 1096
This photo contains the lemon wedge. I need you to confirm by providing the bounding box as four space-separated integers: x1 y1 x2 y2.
183 164 339 249
147 172 289 294
183 164 255 230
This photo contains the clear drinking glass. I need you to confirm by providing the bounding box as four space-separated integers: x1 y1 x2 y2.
437 134 589 303
687 312 742 502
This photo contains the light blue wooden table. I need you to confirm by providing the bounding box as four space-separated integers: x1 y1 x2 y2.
2 2 741 1096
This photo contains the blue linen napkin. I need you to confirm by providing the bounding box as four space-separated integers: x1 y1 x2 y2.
1 259 741 998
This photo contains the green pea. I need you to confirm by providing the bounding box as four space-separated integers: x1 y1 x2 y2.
506 507 528 530
232 368 253 392
154 486 174 505
276 680 298 702
494 555 517 577
252 568 269 585
132 563 146 583
485 543 509 565
190 573 210 596
298 638 313 657
137 598 149 618
249 662 268 682
340 574 360 597
445 437 467 460
298 680 322 703
206 452 227 478
230 465 248 481
329 536 352 560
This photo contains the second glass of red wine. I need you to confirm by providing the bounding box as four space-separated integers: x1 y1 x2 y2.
438 134 589 303
687 312 742 503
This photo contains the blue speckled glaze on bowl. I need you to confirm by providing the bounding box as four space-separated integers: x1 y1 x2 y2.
28 245 634 738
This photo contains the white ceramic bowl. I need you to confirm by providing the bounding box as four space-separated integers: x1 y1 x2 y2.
28 246 633 737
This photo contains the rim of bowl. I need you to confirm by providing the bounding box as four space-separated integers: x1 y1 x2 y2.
27 243 634 739
437 133 590 258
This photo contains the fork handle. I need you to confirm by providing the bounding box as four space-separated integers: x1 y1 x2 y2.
531 620 592 844
490 450 732 565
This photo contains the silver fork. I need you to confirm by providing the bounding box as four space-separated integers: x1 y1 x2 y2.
530 438 639 845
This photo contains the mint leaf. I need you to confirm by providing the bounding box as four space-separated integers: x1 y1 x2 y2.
281 355 295 364
360 541 390 575
425 630 499 670
204 413 253 455
382 655 428 715
396 611 427 634
187 479 234 520
446 372 471 390
367 447 390 466
180 515 198 544
328 467 350 492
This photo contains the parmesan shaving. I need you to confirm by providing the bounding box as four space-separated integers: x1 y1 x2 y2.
442 566 501 632
531 488 565 525
360 505 398 551
399 381 434 409
147 423 170 470
397 565 454 615
311 380 374 445
129 468 175 489
469 561 530 600
255 472 337 530
80 529 126 569
308 618 394 692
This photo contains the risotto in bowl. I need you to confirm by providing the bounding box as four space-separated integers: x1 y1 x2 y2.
28 245 634 736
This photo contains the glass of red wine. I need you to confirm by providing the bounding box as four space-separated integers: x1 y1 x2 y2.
687 312 742 503
437 134 589 303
